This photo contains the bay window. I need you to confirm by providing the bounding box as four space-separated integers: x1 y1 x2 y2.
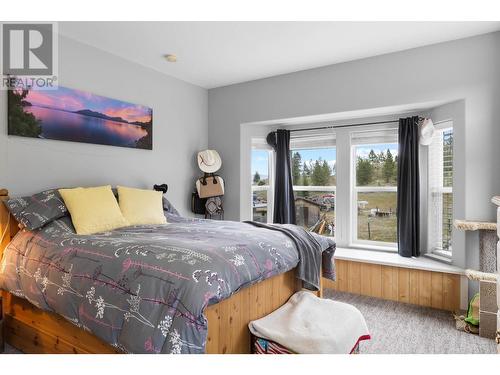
245 118 454 258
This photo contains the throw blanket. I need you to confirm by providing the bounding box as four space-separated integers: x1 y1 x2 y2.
0 213 335 353
245 222 335 290
248 291 370 354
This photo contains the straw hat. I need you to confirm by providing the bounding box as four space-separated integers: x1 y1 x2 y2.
197 149 222 173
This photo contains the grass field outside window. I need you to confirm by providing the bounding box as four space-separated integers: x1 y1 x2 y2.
353 139 398 248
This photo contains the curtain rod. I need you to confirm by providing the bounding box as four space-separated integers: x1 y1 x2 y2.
284 117 424 133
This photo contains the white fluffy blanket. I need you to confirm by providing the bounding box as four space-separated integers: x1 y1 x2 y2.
248 291 370 354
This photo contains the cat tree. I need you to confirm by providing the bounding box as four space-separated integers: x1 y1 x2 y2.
454 211 498 339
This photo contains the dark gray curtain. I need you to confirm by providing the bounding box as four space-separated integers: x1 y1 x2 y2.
397 116 420 257
266 129 296 224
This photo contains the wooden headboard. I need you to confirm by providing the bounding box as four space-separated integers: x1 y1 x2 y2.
0 189 20 261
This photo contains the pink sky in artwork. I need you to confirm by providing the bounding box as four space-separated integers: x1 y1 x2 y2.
104 106 152 123
23 86 152 123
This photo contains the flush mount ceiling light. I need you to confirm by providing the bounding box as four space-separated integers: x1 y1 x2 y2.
164 54 177 62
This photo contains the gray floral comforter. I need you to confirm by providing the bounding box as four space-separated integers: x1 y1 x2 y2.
0 214 335 353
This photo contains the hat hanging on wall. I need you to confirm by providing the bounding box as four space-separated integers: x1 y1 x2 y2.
419 118 435 146
197 149 222 173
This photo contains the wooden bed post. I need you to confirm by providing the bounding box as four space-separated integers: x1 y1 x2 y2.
0 189 10 341
0 189 12 261
0 189 21 258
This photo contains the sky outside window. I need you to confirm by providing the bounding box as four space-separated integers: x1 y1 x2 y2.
251 144 397 177
251 150 270 180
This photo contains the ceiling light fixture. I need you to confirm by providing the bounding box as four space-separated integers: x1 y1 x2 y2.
164 54 177 63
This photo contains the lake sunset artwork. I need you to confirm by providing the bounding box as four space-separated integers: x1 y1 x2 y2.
8 85 153 150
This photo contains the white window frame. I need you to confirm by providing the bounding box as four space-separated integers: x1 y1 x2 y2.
250 141 274 224
350 147 398 251
290 141 337 233
427 121 453 259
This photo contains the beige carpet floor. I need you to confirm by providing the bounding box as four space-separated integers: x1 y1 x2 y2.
325 289 496 354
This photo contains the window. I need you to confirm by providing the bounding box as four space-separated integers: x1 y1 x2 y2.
291 143 336 236
251 144 273 223
352 130 398 248
244 118 453 257
428 123 453 257
250 134 336 231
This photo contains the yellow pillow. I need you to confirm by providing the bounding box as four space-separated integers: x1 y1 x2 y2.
117 186 167 226
59 185 129 235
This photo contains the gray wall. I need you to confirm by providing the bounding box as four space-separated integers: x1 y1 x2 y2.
208 31 500 270
0 34 208 216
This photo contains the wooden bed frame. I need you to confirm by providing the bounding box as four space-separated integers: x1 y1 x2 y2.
0 190 314 354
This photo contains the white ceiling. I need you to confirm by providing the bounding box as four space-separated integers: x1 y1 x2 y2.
59 22 500 89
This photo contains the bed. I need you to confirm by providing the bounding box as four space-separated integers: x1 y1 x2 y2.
0 189 335 354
